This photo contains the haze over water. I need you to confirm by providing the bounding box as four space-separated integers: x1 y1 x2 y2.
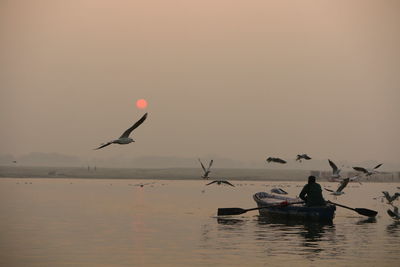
1 177 399 266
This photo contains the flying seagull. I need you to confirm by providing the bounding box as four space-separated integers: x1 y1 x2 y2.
382 191 400 205
324 177 349 195
271 188 288 195
387 207 400 220
133 182 156 188
328 159 341 179
352 163 382 176
198 158 213 179
266 157 287 164
95 113 148 150
296 154 311 162
206 180 235 187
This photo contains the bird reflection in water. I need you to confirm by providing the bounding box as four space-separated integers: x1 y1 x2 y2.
356 217 377 225
386 221 400 237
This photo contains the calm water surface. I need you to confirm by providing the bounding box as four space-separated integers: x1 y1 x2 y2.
0 178 399 266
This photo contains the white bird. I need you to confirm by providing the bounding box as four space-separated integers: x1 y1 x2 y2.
95 113 148 150
296 154 311 162
198 158 213 179
352 163 382 176
271 188 288 195
328 159 341 179
324 177 349 195
206 180 235 187
382 191 400 205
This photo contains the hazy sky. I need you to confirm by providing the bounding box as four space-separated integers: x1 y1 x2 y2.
1 0 399 166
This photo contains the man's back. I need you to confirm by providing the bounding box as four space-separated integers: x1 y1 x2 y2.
300 182 326 206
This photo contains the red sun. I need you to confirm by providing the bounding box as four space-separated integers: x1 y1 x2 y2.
136 99 148 109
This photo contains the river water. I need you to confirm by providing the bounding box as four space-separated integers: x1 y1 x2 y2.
0 178 399 266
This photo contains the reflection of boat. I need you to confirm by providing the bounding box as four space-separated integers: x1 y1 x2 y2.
217 218 245 225
253 192 336 222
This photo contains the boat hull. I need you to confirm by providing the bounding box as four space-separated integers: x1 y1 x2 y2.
253 192 336 222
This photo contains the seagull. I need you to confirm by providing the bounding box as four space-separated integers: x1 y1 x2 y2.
324 177 349 195
296 154 311 162
271 188 288 194
387 207 400 220
352 163 382 176
95 113 148 150
382 191 400 205
198 158 213 179
266 157 287 164
133 182 155 188
328 159 341 179
206 180 235 187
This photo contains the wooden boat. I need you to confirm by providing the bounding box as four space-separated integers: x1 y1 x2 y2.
253 192 336 222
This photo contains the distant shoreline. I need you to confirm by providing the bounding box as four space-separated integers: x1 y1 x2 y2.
1 166 399 182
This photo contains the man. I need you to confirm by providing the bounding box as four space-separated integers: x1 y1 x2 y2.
299 176 326 207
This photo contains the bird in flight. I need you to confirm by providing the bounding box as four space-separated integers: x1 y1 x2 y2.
198 158 213 179
95 113 148 150
352 163 382 176
133 182 155 188
266 157 287 164
206 180 235 187
270 188 288 194
328 159 341 179
296 154 311 162
382 191 400 205
324 177 349 196
387 207 400 220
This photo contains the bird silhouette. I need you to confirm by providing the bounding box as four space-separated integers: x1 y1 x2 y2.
353 164 382 176
266 157 287 164
206 180 235 187
95 113 147 150
296 154 311 162
324 178 349 195
198 158 213 179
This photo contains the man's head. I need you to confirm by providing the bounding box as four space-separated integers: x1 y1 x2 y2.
308 176 316 184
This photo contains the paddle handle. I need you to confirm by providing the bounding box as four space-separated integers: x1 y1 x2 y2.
247 201 304 212
327 201 355 211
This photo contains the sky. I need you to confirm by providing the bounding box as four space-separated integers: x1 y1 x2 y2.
1 0 399 168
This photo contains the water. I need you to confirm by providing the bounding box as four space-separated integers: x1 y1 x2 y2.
0 178 399 266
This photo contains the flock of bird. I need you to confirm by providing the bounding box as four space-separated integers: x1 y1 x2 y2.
92 112 399 219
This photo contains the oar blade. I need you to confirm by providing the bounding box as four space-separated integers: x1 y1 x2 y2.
217 208 246 216
355 208 378 217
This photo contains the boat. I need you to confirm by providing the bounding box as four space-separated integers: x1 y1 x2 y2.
253 192 336 222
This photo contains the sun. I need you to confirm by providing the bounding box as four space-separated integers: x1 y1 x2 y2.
136 99 148 109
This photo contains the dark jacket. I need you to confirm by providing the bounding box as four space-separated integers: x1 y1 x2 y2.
299 182 326 207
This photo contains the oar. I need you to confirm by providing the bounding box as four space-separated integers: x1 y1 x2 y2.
217 201 304 216
327 200 378 217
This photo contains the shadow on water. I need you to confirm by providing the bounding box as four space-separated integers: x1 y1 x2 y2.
256 215 335 241
253 216 343 259
217 217 246 225
356 217 377 225
386 220 400 236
